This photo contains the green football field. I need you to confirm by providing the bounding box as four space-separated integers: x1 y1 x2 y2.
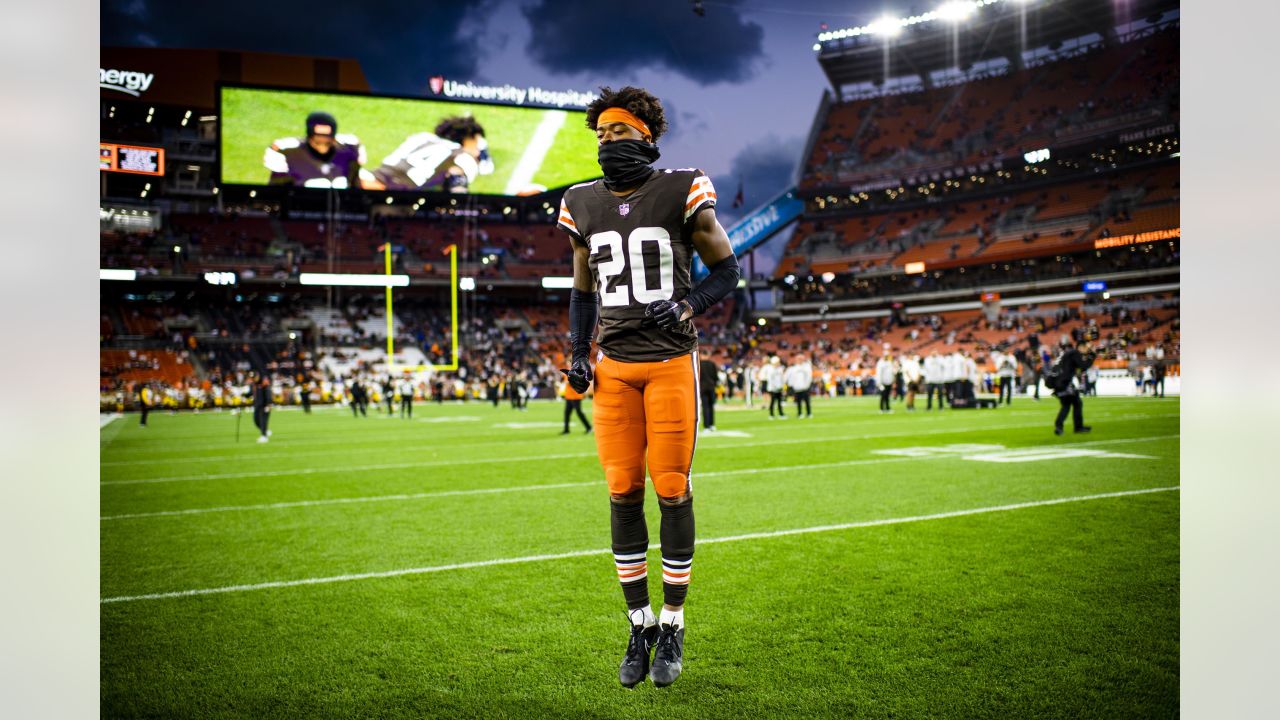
220 87 600 194
101 396 1179 718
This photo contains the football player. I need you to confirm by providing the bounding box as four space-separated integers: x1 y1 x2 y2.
557 86 740 688
263 111 366 189
364 115 494 192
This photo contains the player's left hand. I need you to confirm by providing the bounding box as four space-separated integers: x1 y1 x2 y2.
645 300 692 331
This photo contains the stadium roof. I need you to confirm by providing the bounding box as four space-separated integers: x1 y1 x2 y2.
815 0 1179 91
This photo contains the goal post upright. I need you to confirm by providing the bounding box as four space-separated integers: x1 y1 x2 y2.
384 241 395 373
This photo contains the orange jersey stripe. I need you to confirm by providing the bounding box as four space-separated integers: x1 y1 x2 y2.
684 192 716 211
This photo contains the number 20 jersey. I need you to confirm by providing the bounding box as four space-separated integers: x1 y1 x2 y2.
557 169 717 363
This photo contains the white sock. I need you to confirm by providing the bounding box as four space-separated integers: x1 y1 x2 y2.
628 606 656 628
659 607 684 629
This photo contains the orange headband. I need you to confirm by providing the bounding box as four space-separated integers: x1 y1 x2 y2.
597 107 652 138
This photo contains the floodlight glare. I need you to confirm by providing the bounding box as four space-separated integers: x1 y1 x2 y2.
100 268 137 281
938 1 976 21
541 276 575 289
459 277 476 291
869 16 904 36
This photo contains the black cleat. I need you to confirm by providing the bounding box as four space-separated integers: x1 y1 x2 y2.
650 623 685 687
619 623 657 688
1074 425 1092 434
1054 426 1064 436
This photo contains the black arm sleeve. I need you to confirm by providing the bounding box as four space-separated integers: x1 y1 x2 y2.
683 254 741 316
568 288 599 362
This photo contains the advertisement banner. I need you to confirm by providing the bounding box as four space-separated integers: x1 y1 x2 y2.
693 188 803 278
100 143 165 176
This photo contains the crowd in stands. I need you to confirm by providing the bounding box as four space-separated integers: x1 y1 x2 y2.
100 282 1179 413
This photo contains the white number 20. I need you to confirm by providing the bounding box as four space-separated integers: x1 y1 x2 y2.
588 227 675 308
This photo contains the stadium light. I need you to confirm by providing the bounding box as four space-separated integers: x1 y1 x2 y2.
869 16 905 36
100 268 137 281
816 0 1006 43
938 1 976 21
299 273 410 287
541 276 575 289
459 277 476 291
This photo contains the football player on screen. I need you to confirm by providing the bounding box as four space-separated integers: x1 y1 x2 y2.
363 115 494 192
557 86 739 688
263 111 367 189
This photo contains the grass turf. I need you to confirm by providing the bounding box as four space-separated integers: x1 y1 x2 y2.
219 87 600 193
101 395 1179 718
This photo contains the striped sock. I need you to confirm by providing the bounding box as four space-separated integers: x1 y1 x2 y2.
614 551 651 610
661 555 692 607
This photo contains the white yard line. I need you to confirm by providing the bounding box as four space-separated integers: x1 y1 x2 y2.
100 435 1178 521
101 482 599 520
100 413 121 428
101 417 1178 486
502 110 566 195
100 486 1179 604
100 408 1178 462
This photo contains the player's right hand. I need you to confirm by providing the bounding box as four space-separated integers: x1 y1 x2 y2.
561 358 593 393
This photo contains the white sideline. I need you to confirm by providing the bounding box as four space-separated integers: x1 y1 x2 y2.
100 413 121 428
100 435 1177 521
101 415 1178 486
503 110 566 195
100 486 1179 604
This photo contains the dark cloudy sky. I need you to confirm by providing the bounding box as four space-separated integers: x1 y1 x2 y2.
102 0 884 221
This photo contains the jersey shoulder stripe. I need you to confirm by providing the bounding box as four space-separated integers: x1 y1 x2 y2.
557 195 581 239
683 171 717 222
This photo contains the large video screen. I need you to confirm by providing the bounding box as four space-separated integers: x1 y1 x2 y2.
220 86 600 195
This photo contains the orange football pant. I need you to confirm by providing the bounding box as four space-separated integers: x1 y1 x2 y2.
592 351 700 499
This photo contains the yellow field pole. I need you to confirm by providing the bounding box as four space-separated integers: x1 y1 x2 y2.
447 243 458 371
384 242 395 373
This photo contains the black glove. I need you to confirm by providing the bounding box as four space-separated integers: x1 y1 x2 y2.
645 299 691 331
561 357 592 393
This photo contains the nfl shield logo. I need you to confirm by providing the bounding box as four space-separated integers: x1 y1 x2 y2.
618 203 630 217
429 76 445 94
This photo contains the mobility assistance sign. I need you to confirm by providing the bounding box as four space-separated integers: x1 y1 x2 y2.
693 187 804 279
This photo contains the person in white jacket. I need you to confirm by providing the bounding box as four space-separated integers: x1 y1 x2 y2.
923 351 945 410
995 350 1018 405
784 354 814 419
901 354 922 412
946 351 964 404
764 356 787 419
875 353 896 414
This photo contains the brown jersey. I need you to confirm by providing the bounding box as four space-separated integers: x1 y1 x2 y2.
558 169 717 363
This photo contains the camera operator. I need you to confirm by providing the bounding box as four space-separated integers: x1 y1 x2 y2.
1051 339 1097 435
